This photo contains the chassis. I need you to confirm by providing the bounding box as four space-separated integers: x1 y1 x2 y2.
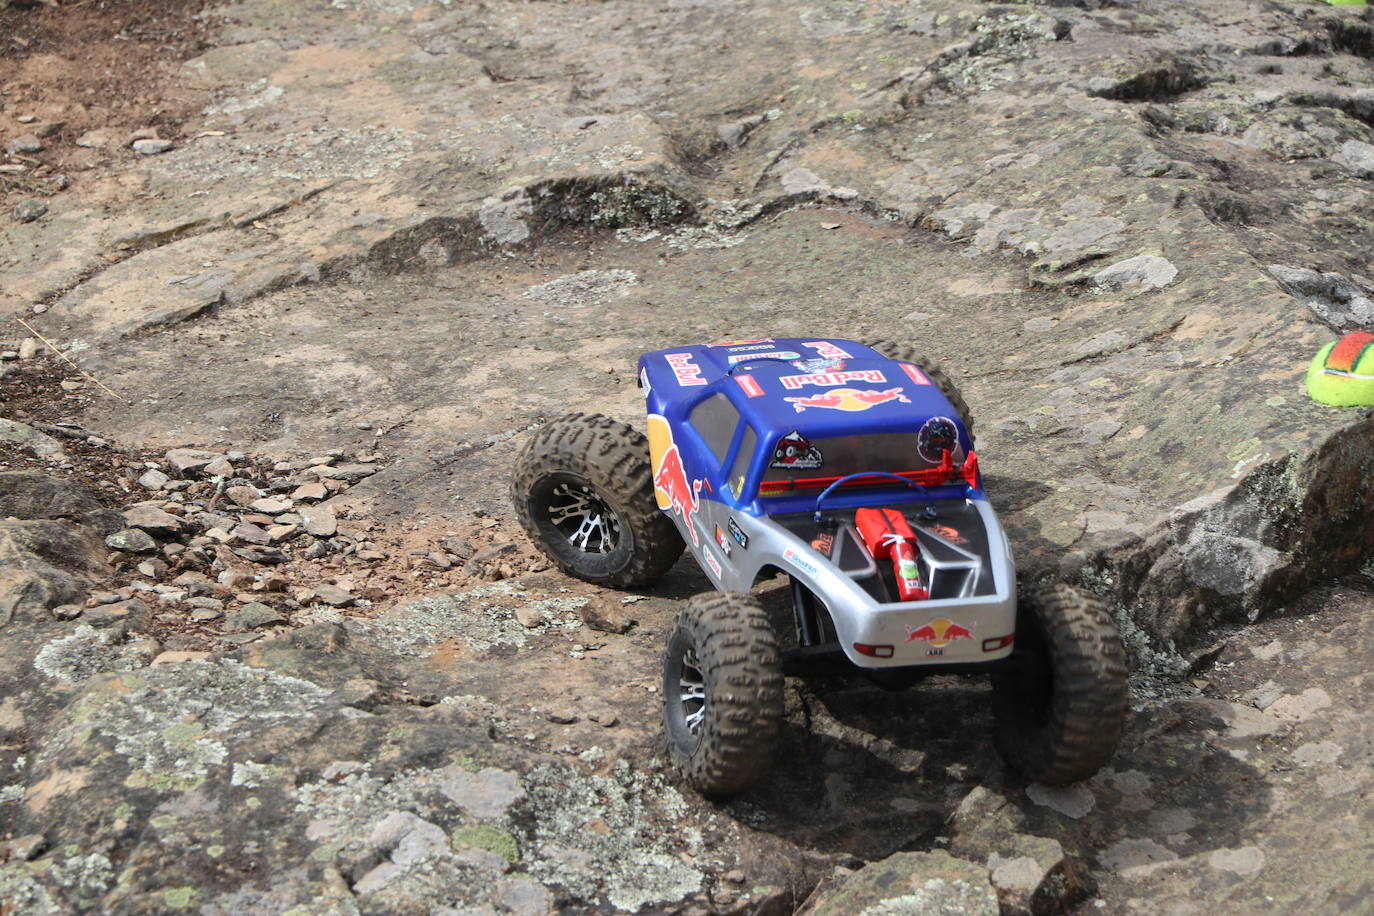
512 338 1128 794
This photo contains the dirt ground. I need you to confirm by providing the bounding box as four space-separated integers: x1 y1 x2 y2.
0 0 215 202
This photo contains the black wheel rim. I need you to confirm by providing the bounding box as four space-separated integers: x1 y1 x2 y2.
544 480 622 555
679 647 706 735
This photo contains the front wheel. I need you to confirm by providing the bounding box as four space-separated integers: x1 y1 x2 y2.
663 593 784 795
512 413 684 588
990 583 1128 784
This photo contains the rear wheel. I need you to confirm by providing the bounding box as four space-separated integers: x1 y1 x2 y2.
663 593 784 795
512 413 683 588
990 584 1128 784
866 339 975 444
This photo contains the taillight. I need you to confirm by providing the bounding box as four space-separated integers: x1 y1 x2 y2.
853 643 894 658
982 634 1013 652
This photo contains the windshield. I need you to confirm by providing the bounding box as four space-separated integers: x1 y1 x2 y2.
758 424 965 497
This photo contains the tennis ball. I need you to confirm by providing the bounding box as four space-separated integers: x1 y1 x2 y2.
1307 331 1374 407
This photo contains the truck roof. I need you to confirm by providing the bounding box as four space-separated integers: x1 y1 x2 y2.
637 337 959 440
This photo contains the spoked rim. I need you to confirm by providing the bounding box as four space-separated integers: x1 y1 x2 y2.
679 646 706 735
544 480 622 554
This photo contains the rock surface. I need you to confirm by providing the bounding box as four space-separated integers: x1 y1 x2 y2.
5 0 1374 913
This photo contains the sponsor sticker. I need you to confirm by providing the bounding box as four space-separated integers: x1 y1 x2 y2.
639 367 651 394
665 352 706 386
714 525 732 557
728 517 749 549
783 547 819 576
704 547 723 578
811 531 835 557
905 617 977 647
927 523 967 544
725 342 777 353
900 363 931 386
917 416 960 463
726 350 801 365
770 430 824 470
710 337 774 347
803 341 852 359
784 387 910 413
735 374 765 398
779 369 887 390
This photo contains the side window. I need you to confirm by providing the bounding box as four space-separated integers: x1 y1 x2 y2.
728 425 758 499
688 393 739 465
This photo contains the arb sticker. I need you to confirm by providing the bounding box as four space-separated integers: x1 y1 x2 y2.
785 387 910 413
770 430 824 470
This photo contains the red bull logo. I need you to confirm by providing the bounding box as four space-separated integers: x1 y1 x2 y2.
803 341 852 359
905 617 976 647
784 386 910 413
652 441 705 547
665 352 706 387
779 369 887 390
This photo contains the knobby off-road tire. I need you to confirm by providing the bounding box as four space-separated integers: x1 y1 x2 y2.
866 339 976 444
990 583 1129 785
512 413 683 588
663 593 784 795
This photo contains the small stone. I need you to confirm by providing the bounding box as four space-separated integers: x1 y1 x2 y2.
291 481 328 500
151 650 210 665
185 596 224 610
106 528 157 553
328 463 379 482
267 524 299 542
123 505 183 533
1333 139 1374 179
234 546 289 564
165 448 222 474
6 134 43 154
304 539 330 559
1093 254 1178 292
13 199 48 223
203 455 235 477
355 548 386 561
0 835 46 862
250 497 293 514
191 608 223 622
218 570 255 589
33 120 64 139
136 559 169 579
51 604 84 620
232 522 272 545
75 128 114 149
85 598 150 629
137 468 172 491
581 595 635 634
226 485 262 506
546 709 578 725
588 710 619 727
724 870 746 884
132 138 175 155
513 605 544 628
298 505 338 537
17 338 39 359
313 584 354 607
229 602 285 631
